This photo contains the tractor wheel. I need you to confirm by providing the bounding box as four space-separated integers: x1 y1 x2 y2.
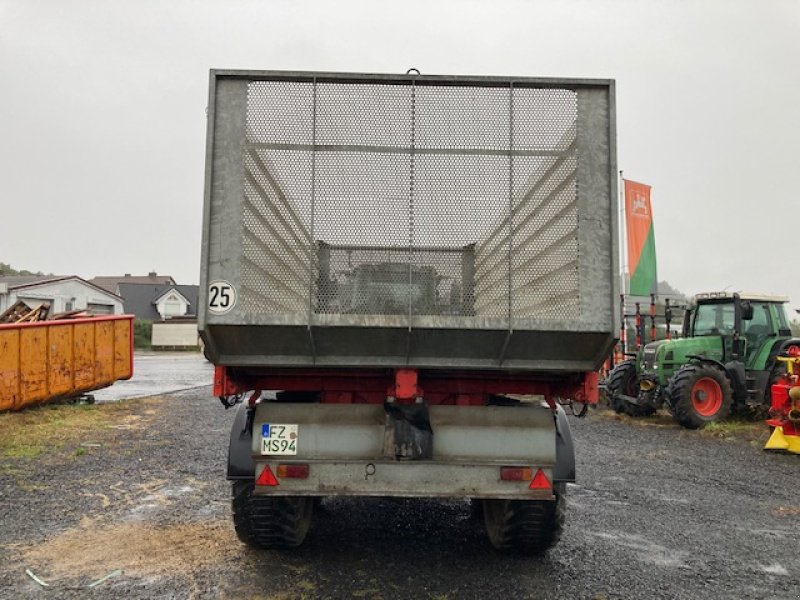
606 360 638 414
231 480 314 549
482 483 565 554
667 364 733 429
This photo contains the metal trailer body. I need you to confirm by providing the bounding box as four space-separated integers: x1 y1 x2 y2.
199 70 618 371
199 70 617 552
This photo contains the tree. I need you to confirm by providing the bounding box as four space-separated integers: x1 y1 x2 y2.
0 262 49 277
790 319 800 337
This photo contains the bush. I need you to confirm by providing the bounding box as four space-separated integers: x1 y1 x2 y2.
133 320 152 349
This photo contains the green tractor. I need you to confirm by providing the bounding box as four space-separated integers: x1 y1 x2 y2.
607 292 800 428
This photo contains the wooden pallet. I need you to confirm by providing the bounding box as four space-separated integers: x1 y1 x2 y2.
0 300 50 324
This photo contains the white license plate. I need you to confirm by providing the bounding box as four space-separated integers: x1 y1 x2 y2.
260 423 298 455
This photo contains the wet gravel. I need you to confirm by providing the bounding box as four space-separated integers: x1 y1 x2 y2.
0 390 798 599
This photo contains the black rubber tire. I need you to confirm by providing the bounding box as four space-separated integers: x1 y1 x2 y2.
667 364 733 429
482 483 566 554
606 360 653 416
231 480 314 549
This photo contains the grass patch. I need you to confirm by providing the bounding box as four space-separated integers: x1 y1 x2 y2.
596 406 771 443
0 400 141 460
700 418 769 442
594 407 677 428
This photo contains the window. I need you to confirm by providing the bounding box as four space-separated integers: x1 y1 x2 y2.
774 303 791 332
162 294 183 318
693 303 735 336
742 302 771 335
742 302 772 355
87 303 114 315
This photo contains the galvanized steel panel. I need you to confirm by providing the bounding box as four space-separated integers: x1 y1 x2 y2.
200 70 618 370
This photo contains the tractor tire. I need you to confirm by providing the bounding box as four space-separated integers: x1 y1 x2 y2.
231 480 314 549
482 483 566 554
606 360 638 414
667 364 733 429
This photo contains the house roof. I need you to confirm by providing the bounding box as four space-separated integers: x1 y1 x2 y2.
0 275 65 288
117 282 199 320
90 273 175 294
0 275 123 300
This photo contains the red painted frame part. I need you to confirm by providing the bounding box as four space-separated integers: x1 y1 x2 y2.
214 366 599 407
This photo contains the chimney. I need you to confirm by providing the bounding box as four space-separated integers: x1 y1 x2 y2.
148 271 157 278
124 273 131 277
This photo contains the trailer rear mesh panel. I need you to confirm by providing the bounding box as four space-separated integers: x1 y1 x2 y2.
241 80 578 320
201 71 616 370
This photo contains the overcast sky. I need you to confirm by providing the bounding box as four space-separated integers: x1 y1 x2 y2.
1 0 799 309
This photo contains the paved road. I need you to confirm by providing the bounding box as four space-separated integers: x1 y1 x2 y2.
92 352 214 402
1 391 797 599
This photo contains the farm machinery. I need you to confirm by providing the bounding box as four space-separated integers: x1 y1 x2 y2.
765 345 800 454
606 292 800 429
199 70 617 552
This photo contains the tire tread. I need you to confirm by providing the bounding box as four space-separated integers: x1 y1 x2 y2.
231 481 313 549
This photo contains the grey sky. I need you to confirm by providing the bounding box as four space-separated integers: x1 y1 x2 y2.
1 0 799 309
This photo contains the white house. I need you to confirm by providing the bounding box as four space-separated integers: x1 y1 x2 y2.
153 287 192 319
0 276 124 316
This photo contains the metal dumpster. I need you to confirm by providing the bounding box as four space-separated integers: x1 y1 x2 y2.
199 71 618 371
0 315 134 411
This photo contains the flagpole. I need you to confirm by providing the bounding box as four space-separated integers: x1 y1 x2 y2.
619 170 627 357
619 170 627 296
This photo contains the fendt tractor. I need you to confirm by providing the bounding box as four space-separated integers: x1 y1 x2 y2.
607 292 799 428
199 70 618 553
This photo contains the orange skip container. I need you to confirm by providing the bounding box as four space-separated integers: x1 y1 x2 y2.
0 315 134 411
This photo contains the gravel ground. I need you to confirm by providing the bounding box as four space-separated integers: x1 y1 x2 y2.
0 390 798 599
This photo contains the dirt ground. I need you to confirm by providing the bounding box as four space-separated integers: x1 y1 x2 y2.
0 390 798 599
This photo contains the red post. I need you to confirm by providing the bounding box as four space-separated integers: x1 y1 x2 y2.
650 293 657 342
635 302 642 350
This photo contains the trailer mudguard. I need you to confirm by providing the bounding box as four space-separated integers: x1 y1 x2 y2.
553 406 576 483
227 403 255 479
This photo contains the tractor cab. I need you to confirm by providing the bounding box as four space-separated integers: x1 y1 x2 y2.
681 292 792 368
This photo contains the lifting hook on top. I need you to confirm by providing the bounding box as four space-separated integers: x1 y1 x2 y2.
406 68 420 76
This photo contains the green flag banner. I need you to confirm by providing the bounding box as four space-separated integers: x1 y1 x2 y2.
624 179 657 296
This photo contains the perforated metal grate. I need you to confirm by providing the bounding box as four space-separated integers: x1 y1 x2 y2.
240 78 580 322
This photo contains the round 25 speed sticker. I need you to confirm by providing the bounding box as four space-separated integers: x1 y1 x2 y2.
207 280 237 314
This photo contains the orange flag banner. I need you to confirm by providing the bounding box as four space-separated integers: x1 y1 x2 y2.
624 179 657 296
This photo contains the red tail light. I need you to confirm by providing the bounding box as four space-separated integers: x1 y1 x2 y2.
277 464 309 479
500 467 533 481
